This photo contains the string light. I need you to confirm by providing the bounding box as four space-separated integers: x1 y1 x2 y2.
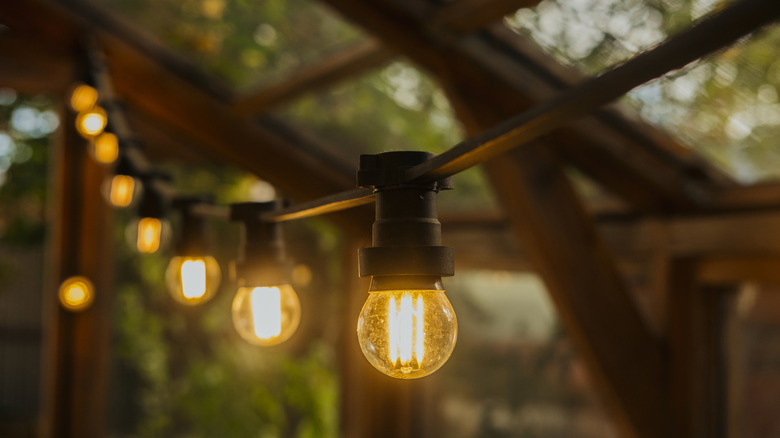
126 176 170 254
75 106 107 138
58 276 95 312
355 152 457 379
230 202 301 346
91 132 119 164
69 83 98 112
103 154 141 208
166 197 221 305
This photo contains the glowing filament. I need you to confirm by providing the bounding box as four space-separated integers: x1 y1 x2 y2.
388 292 425 366
137 217 162 253
251 287 282 339
93 132 119 163
109 175 135 207
180 260 207 299
58 276 94 311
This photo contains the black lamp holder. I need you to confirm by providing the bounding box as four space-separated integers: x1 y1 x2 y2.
137 172 170 219
230 201 292 287
357 151 454 291
172 195 213 256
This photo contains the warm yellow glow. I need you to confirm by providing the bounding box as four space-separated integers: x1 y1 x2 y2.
357 288 457 379
69 84 98 112
388 293 425 366
181 260 207 299
58 276 95 312
75 106 107 138
251 287 282 338
136 217 162 253
165 256 221 305
92 132 119 164
232 284 301 346
109 175 135 207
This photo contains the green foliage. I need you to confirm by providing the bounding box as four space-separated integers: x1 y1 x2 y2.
507 0 780 182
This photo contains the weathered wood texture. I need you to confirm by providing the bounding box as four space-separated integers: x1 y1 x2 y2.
43 108 114 438
668 261 736 438
234 40 395 116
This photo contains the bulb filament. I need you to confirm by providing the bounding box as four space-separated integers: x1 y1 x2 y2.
110 175 135 207
251 287 282 339
181 259 207 299
137 217 162 253
388 292 425 371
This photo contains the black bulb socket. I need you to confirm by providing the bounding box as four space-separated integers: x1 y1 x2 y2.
172 195 213 256
230 201 291 287
357 151 454 292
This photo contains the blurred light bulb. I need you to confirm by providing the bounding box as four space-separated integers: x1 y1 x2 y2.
166 256 221 305
75 106 107 138
91 132 119 164
58 276 95 312
69 84 98 112
232 284 300 346
134 217 163 253
357 279 457 379
105 174 138 207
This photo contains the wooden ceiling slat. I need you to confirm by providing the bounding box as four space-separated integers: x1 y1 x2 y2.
233 40 395 116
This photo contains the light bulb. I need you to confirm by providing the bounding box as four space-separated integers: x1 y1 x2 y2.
126 217 170 254
58 276 95 312
91 132 119 164
69 83 98 112
75 106 107 138
357 278 457 379
232 284 301 346
104 174 139 208
166 256 221 305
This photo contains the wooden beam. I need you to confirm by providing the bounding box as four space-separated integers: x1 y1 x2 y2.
431 0 543 33
0 0 366 216
668 261 736 437
444 82 668 437
697 256 780 285
233 40 395 116
713 182 780 212
321 0 737 213
43 107 114 438
0 33 74 94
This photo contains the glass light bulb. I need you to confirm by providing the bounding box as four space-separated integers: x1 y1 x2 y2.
91 132 119 164
357 282 457 379
69 83 98 112
135 217 162 253
75 106 107 138
58 276 95 312
232 284 301 346
166 256 221 305
104 174 139 208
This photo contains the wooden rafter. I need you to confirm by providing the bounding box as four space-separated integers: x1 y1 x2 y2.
320 0 738 213
233 40 395 116
430 0 543 33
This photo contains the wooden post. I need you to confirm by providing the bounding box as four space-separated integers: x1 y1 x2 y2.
668 260 737 438
42 106 114 438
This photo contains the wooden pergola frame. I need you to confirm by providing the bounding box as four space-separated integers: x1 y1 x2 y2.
1 0 780 437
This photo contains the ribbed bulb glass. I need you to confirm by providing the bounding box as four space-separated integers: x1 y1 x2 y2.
69 84 98 112
166 256 221 305
75 106 107 138
357 279 457 379
104 174 139 208
58 276 95 312
126 217 170 254
91 132 119 164
232 284 301 346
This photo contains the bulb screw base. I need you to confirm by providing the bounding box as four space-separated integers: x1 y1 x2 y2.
230 201 292 287
357 151 454 283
